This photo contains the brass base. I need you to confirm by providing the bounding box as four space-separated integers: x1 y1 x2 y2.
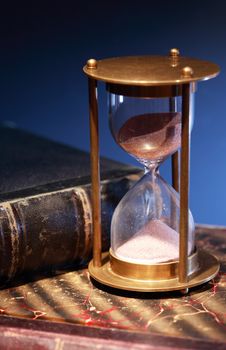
109 248 199 280
88 250 219 292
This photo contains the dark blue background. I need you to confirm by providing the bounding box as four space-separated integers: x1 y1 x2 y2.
0 1 226 225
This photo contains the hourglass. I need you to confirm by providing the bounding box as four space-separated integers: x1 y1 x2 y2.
84 50 220 292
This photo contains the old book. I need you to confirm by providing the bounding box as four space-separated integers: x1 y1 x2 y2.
0 126 141 284
0 225 225 349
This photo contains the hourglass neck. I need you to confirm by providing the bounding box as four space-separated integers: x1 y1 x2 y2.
144 161 160 174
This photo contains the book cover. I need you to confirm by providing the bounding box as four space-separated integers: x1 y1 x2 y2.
0 126 141 284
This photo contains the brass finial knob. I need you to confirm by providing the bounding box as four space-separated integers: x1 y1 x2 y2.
87 59 97 69
170 48 180 57
182 66 194 78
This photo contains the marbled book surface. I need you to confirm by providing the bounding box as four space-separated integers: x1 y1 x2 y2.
0 225 225 349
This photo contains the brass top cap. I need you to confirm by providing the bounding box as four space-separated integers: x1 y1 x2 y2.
86 58 97 69
182 66 194 77
170 48 180 57
83 55 220 86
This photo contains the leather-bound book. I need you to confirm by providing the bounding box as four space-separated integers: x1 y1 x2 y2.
0 126 140 284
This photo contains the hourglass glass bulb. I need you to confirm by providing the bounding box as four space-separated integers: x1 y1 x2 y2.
109 92 195 264
111 171 195 264
117 112 181 169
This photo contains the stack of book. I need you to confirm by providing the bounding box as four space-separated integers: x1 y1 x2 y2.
0 125 141 285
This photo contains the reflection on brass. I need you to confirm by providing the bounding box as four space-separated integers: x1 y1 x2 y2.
88 250 220 292
109 249 199 281
87 58 97 70
170 48 180 67
83 55 220 85
171 59 179 68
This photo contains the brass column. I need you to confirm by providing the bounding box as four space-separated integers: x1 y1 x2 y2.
170 97 179 192
179 79 191 283
172 152 179 192
88 76 102 267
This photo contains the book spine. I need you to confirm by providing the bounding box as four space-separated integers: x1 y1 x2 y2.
0 174 138 284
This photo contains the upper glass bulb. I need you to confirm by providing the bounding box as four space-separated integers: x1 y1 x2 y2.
109 94 182 169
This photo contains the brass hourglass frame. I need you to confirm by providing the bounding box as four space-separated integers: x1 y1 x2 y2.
83 50 220 292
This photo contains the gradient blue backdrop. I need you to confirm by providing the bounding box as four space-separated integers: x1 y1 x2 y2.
0 1 226 225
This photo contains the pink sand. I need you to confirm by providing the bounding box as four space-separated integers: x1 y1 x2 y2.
115 219 191 264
